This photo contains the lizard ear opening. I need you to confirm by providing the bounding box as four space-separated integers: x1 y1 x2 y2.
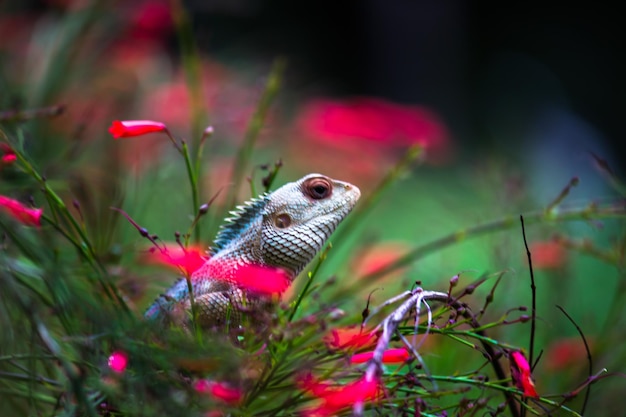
274 213 292 229
303 177 333 200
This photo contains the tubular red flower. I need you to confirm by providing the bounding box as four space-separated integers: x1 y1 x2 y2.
0 195 43 227
350 348 410 364
510 351 539 398
194 379 243 405
108 351 129 373
298 374 381 416
108 120 167 139
141 243 207 276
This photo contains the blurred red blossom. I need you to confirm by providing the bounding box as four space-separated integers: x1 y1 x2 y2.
108 120 168 139
298 373 381 416
106 1 172 70
229 263 291 296
323 326 379 350
193 259 290 296
0 195 43 227
545 337 593 372
509 351 538 398
350 348 410 364
194 379 243 405
528 240 567 269
141 244 207 276
1 144 17 164
352 241 410 280
203 412 225 417
107 351 129 374
141 63 260 137
296 97 450 156
291 97 452 184
127 1 173 41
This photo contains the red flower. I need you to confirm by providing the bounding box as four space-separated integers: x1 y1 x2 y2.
545 337 593 371
141 244 207 276
528 240 567 269
296 97 450 157
199 259 291 296
323 326 379 350
509 351 538 398
352 242 410 284
0 195 43 227
108 351 129 373
230 263 291 296
351 348 410 364
194 379 243 405
298 374 381 416
108 120 167 139
203 412 225 417
128 2 173 41
1 143 17 164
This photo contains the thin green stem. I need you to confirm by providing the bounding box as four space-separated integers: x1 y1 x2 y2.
184 274 201 344
170 0 206 143
11 141 130 314
357 203 626 288
398 326 519 350
0 389 59 405
392 375 581 416
181 141 200 242
330 144 423 247
288 244 331 322
224 58 286 212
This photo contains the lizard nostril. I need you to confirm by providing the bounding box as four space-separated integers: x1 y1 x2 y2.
274 213 292 229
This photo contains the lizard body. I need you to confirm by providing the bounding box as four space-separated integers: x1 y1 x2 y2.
144 173 360 328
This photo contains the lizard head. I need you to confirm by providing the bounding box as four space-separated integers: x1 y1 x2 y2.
260 173 361 275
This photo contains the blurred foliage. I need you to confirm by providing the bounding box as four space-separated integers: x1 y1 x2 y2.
1 1 626 416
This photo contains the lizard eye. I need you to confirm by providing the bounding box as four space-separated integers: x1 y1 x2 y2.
303 177 332 200
274 213 292 229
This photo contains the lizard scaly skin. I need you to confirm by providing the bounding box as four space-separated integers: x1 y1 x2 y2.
144 173 360 328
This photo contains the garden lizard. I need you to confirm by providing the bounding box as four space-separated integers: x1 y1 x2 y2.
144 173 360 328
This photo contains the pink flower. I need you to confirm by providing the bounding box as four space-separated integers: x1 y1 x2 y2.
108 120 167 139
351 348 410 364
296 97 450 157
194 379 243 405
230 263 291 296
0 195 43 227
298 374 381 416
1 144 17 164
509 351 538 398
200 259 291 296
108 351 129 373
128 1 173 41
141 244 207 276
